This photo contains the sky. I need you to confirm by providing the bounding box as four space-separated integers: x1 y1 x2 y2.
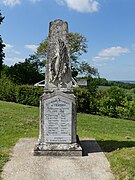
1 0 135 81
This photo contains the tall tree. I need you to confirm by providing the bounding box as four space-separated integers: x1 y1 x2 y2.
37 33 87 63
78 61 99 78
68 32 87 64
0 11 5 76
36 32 91 77
25 54 45 72
6 56 44 85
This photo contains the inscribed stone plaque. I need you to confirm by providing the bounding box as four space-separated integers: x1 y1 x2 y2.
44 95 72 143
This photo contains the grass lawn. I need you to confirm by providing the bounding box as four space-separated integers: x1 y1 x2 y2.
77 113 135 180
0 101 135 179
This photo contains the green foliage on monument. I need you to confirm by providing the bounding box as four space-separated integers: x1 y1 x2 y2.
0 11 5 77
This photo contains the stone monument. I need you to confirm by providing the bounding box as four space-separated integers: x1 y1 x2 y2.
34 19 82 156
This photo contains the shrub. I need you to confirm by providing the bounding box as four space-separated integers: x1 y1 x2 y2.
98 86 135 120
74 87 98 114
1 76 135 120
0 76 44 106
0 77 16 102
16 85 43 106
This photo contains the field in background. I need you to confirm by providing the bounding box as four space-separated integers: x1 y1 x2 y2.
0 101 135 179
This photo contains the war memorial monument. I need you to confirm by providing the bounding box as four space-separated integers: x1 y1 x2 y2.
34 19 82 156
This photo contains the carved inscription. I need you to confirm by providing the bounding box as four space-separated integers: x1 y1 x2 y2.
44 95 72 143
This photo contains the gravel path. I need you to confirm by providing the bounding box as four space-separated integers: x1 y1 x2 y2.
1 138 115 180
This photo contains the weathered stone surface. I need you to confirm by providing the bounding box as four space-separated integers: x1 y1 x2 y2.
45 19 72 92
34 19 82 156
34 91 82 156
34 142 82 156
44 94 72 143
38 91 77 144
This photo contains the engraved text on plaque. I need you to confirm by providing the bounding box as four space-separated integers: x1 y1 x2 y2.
44 95 72 143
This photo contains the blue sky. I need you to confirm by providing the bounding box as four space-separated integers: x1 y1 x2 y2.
1 0 135 81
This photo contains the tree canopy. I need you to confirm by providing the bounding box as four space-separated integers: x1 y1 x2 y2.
0 11 5 76
36 32 98 78
5 55 44 85
37 32 87 63
1 31 99 85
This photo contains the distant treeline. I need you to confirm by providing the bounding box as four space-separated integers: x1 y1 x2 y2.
93 78 135 89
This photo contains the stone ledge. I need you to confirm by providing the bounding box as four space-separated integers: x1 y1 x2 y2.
34 143 82 156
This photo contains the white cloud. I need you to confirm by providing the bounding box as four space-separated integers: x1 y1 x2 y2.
5 57 25 66
24 44 38 51
56 0 99 13
4 44 24 66
93 56 114 62
1 0 41 7
98 46 129 57
56 0 65 5
2 0 21 7
14 51 21 55
4 43 14 50
29 0 41 3
7 57 24 62
92 46 130 65
4 43 21 55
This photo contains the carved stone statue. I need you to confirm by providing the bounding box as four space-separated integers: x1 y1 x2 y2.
45 20 72 91
49 39 69 88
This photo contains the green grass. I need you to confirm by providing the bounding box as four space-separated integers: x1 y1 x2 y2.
0 101 39 179
77 113 135 180
98 85 111 91
0 101 135 179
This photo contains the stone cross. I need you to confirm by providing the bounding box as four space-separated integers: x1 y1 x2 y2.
34 20 82 156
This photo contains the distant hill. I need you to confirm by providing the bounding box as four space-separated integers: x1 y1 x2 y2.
109 80 135 84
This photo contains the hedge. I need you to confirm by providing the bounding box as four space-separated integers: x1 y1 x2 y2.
0 77 96 113
0 77 16 102
0 77 43 106
16 85 43 106
1 77 135 120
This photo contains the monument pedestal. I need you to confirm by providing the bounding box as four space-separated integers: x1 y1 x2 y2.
34 138 82 156
34 91 82 156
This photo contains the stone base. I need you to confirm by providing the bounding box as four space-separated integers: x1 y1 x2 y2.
34 142 82 156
